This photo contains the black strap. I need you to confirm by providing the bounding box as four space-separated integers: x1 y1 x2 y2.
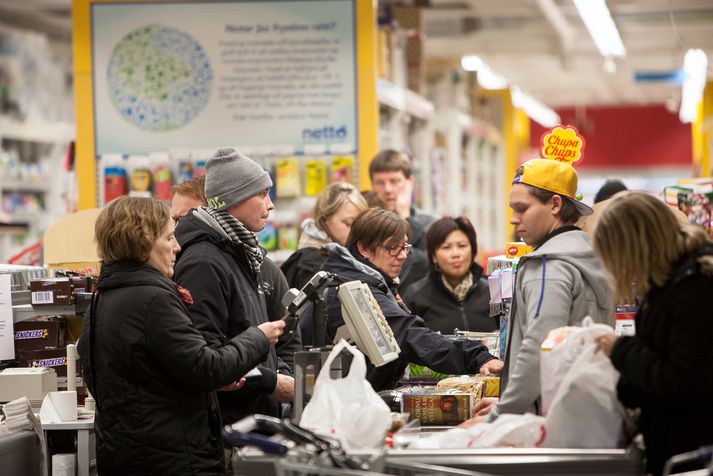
88 290 100 407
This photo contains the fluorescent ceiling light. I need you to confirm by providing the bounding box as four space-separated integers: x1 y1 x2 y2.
679 49 708 123
511 87 561 128
461 56 509 90
573 0 626 57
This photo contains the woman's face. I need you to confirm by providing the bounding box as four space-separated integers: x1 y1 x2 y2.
359 234 411 279
147 220 181 279
433 229 472 281
325 201 362 246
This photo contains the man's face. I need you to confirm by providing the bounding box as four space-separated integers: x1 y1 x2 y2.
371 170 409 212
171 193 204 223
227 188 274 232
509 184 561 247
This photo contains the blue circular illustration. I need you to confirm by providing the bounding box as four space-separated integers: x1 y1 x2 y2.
107 24 213 131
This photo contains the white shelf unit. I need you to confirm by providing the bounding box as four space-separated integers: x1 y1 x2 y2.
0 116 74 261
377 78 436 213
431 109 505 253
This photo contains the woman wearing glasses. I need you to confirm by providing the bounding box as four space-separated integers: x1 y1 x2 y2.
404 216 498 334
301 207 503 391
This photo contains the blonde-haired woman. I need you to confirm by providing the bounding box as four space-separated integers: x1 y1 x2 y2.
593 191 713 476
281 182 368 289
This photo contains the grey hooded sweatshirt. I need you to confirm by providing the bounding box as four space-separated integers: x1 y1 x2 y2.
488 228 612 421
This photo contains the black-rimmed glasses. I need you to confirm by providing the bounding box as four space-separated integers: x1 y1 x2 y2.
382 242 413 257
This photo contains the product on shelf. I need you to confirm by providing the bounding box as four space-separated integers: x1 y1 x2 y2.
277 223 298 250
275 158 301 197
331 156 354 183
104 166 127 203
257 220 278 251
304 159 328 196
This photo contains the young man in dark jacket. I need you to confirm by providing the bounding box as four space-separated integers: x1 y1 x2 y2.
172 177 300 371
174 148 294 424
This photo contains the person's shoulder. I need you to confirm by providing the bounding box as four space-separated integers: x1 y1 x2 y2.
409 208 438 226
402 275 432 302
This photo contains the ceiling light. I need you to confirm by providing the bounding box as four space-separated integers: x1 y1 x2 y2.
511 87 561 127
573 0 626 57
679 49 708 123
461 55 509 90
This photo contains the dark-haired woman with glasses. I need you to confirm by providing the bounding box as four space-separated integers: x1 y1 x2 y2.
300 207 503 391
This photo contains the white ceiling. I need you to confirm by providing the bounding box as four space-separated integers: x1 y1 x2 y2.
423 0 713 107
1 0 712 108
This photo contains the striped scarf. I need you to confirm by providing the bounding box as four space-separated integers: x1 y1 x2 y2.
202 207 263 274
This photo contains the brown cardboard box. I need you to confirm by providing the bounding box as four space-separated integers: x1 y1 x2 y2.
18 348 83 389
14 319 65 352
403 389 475 426
30 278 73 306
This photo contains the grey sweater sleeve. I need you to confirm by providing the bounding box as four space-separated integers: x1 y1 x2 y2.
488 271 574 421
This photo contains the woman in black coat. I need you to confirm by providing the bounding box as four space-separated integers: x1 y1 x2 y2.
77 197 284 475
593 192 713 476
404 216 497 334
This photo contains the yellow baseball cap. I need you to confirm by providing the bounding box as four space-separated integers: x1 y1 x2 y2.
512 159 593 216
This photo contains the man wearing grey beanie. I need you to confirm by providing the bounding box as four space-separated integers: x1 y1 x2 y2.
174 148 294 432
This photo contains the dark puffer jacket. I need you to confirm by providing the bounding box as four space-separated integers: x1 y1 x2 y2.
174 211 290 424
77 260 269 475
611 243 713 476
403 262 497 334
300 244 497 391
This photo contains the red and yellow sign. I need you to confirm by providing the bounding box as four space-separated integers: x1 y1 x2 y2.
539 125 585 164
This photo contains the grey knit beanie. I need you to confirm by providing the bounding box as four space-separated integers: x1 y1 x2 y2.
204 148 272 210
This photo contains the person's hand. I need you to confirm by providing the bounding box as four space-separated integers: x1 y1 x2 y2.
458 414 487 429
480 359 504 375
272 374 294 403
595 332 617 358
218 378 246 392
471 396 498 418
258 320 285 346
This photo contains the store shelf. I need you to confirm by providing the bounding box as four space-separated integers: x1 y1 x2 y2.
0 181 49 193
0 116 74 144
457 113 503 144
12 293 92 323
377 78 434 121
3 211 45 222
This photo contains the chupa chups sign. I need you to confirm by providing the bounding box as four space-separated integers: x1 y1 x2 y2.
540 125 585 164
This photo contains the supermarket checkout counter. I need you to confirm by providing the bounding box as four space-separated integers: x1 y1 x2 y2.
232 446 643 476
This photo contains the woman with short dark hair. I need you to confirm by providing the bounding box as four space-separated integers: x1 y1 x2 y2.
78 196 284 474
404 216 497 334
300 208 503 391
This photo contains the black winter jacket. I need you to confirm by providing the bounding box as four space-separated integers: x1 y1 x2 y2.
398 208 438 293
610 243 713 476
261 254 301 371
77 260 269 475
280 246 329 290
403 262 498 334
300 244 497 391
174 211 290 424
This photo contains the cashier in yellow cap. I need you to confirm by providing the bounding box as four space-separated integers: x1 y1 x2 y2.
464 158 613 425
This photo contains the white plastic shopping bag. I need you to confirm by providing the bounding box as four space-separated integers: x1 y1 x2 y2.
299 340 391 450
410 413 545 450
543 344 627 448
540 317 614 414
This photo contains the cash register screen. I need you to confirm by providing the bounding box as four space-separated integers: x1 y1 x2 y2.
348 286 392 356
